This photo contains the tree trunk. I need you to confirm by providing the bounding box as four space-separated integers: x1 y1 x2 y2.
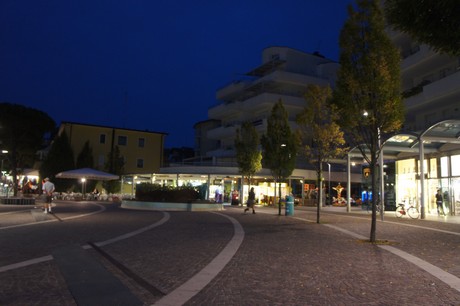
317 161 323 223
278 180 282 216
369 158 377 242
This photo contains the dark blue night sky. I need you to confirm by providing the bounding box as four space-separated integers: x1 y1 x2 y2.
0 0 350 148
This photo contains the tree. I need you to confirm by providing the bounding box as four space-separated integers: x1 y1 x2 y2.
76 141 94 169
40 131 75 192
235 121 262 196
261 100 298 216
103 146 124 193
76 141 96 192
332 0 403 242
297 85 347 223
384 0 460 56
0 103 55 196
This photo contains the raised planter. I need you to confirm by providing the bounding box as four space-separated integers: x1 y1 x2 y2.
121 200 224 211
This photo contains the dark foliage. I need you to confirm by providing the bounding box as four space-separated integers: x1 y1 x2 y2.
136 184 200 202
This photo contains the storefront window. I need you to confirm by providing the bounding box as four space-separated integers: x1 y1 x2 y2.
396 159 417 204
451 155 460 176
429 158 437 178
441 156 449 177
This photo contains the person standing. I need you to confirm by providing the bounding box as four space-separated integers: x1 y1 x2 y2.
231 189 239 206
435 189 445 216
42 178 55 213
244 187 256 214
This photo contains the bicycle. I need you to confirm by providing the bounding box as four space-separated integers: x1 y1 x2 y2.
395 203 419 219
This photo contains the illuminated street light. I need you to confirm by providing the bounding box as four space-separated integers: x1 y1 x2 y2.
81 178 86 196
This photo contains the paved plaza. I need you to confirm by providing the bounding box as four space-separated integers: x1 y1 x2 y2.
0 201 459 305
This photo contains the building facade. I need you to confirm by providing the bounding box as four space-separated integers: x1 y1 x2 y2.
204 46 339 162
388 30 460 216
160 47 362 204
59 122 166 177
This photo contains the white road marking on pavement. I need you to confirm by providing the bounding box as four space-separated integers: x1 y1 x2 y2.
154 212 244 306
0 203 106 230
0 211 170 273
294 214 460 294
320 210 460 236
378 220 460 236
0 255 53 273
380 245 460 292
323 224 368 240
85 212 171 248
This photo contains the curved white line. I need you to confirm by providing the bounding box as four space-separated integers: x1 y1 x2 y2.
85 212 171 248
380 245 460 292
0 211 170 273
0 203 106 230
154 212 245 306
295 214 460 294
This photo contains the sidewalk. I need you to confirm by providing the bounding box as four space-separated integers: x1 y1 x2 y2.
311 204 460 224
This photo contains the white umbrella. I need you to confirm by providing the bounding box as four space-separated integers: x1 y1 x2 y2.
55 168 119 181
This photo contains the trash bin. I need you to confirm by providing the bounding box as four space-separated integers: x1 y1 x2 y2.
285 195 294 216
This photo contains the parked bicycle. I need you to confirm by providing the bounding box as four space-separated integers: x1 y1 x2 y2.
395 202 420 219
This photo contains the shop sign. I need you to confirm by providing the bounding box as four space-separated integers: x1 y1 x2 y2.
363 167 371 178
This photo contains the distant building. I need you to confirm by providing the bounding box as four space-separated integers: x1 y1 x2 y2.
58 122 166 176
193 119 220 159
203 46 339 163
164 147 195 164
161 47 361 203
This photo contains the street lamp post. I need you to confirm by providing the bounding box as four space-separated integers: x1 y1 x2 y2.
81 178 86 197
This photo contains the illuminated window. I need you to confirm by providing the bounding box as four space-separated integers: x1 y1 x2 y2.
451 155 460 176
441 156 449 177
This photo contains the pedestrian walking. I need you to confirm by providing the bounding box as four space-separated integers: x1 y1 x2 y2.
244 187 256 214
42 178 55 213
435 189 445 216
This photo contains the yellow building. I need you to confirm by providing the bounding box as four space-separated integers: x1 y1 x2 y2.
58 122 166 176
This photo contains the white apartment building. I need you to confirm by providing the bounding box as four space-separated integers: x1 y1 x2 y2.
206 46 339 161
168 47 362 204
388 30 460 216
392 32 460 130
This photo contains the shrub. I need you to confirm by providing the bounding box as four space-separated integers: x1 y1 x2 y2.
136 183 200 202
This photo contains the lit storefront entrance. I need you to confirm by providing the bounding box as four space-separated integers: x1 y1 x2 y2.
395 156 460 216
390 120 460 217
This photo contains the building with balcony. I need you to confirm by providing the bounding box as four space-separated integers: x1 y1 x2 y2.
391 31 460 131
159 47 363 204
204 46 339 161
387 30 460 216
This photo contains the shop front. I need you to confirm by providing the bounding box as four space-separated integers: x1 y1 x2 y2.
395 154 460 216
